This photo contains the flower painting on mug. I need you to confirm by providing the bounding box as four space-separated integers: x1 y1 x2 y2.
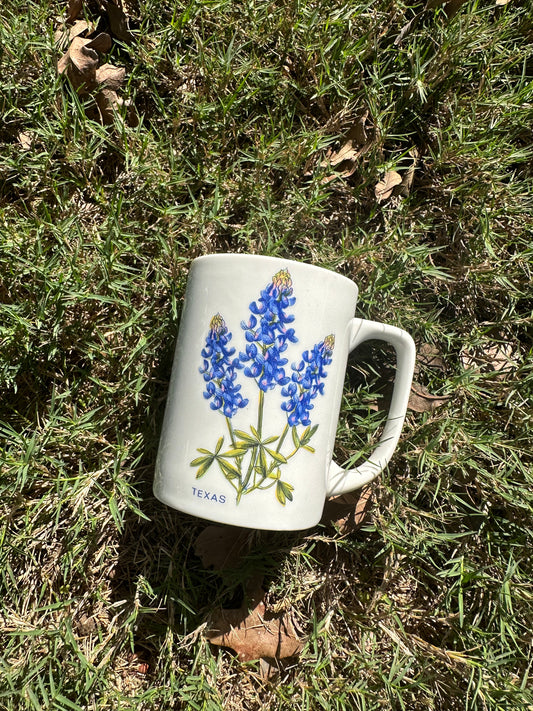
190 269 335 505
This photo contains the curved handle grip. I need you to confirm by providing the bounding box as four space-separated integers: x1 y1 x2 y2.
326 318 416 497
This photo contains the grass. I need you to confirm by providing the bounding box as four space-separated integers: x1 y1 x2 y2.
1 0 532 708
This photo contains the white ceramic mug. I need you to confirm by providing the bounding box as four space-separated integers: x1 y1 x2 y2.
154 254 415 531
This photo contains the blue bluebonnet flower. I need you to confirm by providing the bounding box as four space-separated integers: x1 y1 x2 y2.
200 314 248 417
281 334 335 426
239 269 298 391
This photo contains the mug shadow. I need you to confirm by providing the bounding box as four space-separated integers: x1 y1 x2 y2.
108 340 400 673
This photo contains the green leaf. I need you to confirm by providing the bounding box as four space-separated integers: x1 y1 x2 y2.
276 481 286 505
222 447 248 458
250 425 260 439
257 447 268 477
218 459 241 480
302 445 315 453
266 448 288 464
263 435 279 445
190 455 212 467
300 424 319 446
195 459 214 478
279 480 294 502
268 468 281 480
215 436 224 454
234 429 258 444
299 426 311 444
292 426 300 449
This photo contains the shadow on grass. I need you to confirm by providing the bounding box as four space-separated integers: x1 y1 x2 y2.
107 342 400 674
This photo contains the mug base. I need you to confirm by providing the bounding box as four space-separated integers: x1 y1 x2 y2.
153 484 320 532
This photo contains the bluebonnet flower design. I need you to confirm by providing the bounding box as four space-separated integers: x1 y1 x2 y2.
239 269 298 392
199 314 249 418
281 334 335 426
192 271 335 507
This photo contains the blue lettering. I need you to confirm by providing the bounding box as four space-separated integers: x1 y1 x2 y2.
191 487 227 503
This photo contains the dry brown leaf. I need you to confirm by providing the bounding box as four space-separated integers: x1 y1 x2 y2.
375 170 402 202
495 0 511 4
399 147 420 196
74 612 97 635
321 485 373 534
327 114 368 166
102 0 133 42
194 525 250 571
460 343 516 379
395 10 424 45
87 32 113 53
415 342 446 375
94 88 122 123
320 112 373 183
259 657 280 681
205 582 303 661
68 19 90 39
96 63 126 90
18 132 34 151
408 382 450 413
57 36 99 92
67 0 83 22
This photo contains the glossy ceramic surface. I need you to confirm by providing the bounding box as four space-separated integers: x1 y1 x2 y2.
154 254 415 530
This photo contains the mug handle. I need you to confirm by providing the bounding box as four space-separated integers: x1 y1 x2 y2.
326 318 416 497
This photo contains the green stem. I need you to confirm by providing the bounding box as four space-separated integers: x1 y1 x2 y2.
239 386 266 496
243 477 277 495
285 447 300 460
257 389 265 438
225 417 236 448
276 423 289 453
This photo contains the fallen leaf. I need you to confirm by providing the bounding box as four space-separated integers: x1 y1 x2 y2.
205 581 303 661
408 382 450 412
96 63 126 90
74 612 96 635
67 0 83 22
87 32 112 53
415 342 446 375
194 525 250 571
326 114 368 166
18 132 34 151
102 0 133 42
94 88 122 123
398 146 420 196
395 10 424 45
259 657 279 680
460 343 516 380
57 36 99 92
68 19 90 40
495 0 511 4
375 170 402 202
320 112 374 183
54 20 95 47
322 485 373 534
488 344 516 373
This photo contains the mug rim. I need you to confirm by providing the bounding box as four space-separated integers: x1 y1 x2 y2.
191 253 359 294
